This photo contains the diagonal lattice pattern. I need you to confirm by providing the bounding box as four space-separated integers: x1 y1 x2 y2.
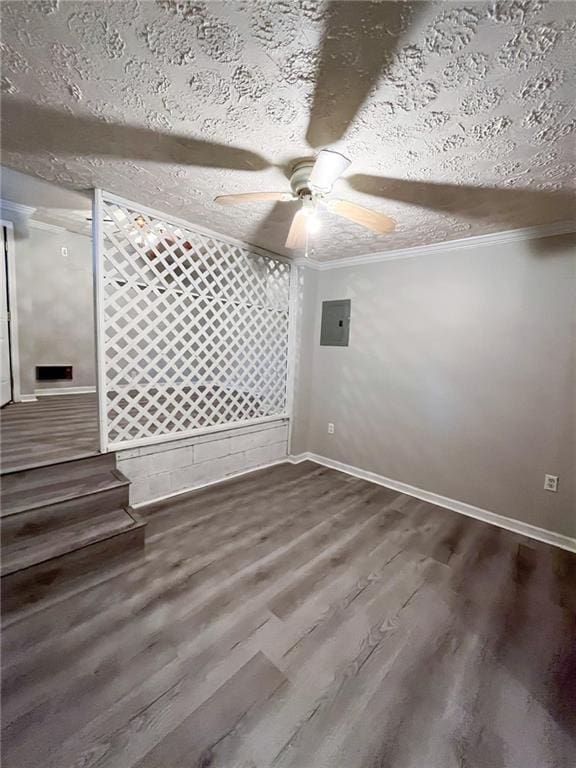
99 196 291 447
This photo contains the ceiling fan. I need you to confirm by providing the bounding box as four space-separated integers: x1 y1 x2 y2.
2 0 573 255
214 149 395 253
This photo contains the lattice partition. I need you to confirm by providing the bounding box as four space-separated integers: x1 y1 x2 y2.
94 191 292 450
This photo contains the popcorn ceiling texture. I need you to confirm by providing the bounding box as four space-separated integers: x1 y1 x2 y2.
1 0 575 261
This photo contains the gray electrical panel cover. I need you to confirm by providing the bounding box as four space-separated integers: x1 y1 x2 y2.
320 299 351 346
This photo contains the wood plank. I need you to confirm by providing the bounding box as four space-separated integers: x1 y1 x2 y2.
0 394 99 473
2 461 574 768
135 652 287 768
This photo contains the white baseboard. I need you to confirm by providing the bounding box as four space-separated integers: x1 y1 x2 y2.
35 386 97 396
132 457 289 509
19 394 38 402
289 452 576 554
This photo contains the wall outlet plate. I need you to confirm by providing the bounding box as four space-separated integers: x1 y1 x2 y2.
544 474 559 492
328 423 335 434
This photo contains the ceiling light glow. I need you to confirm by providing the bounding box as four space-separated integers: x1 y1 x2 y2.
306 214 321 234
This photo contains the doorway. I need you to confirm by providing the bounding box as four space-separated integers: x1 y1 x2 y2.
1 224 14 406
0 217 100 469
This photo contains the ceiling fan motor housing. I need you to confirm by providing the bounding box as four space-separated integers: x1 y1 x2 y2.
290 160 317 198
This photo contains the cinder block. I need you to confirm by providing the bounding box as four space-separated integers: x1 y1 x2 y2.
170 462 213 493
244 441 287 469
169 450 246 494
229 425 287 455
124 421 289 505
263 425 289 446
152 445 194 472
147 471 172 500
214 450 251 477
195 436 231 463
117 454 152 480
129 479 150 506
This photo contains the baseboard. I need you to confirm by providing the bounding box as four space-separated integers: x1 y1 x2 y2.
19 394 38 403
35 386 97 397
290 452 576 554
132 456 290 509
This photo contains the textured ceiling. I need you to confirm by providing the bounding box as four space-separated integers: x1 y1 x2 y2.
1 0 575 261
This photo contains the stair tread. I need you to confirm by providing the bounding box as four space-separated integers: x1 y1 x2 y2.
1 470 129 517
1 508 142 576
1 452 114 487
0 450 102 476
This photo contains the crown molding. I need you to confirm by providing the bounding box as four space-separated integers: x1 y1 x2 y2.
295 220 576 271
0 198 37 218
28 218 67 233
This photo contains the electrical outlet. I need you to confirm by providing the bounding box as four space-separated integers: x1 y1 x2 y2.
61 246 68 258
544 474 559 492
327 423 335 435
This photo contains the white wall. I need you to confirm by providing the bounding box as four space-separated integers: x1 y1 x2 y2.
294 233 576 538
15 225 95 395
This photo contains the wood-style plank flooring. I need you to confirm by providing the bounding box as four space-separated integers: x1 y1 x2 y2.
2 461 575 767
0 394 99 472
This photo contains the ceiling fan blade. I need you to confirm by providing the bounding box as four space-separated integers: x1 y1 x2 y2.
309 150 351 191
215 192 292 206
250 199 299 248
285 209 307 250
1 98 270 171
305 1 421 148
346 175 576 224
325 199 396 234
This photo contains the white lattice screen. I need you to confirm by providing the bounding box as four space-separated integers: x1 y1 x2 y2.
94 191 292 450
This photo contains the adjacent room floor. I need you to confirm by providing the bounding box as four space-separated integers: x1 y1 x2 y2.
2 461 574 767
0 394 99 472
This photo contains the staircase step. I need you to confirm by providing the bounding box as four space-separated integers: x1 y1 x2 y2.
1 508 143 577
1 451 116 489
1 509 146 618
0 447 146 618
1 469 129 518
0 447 109 476
1 475 131 546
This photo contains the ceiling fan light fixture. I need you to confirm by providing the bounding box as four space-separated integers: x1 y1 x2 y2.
305 211 321 234
308 218 321 235
215 149 395 253
301 198 321 233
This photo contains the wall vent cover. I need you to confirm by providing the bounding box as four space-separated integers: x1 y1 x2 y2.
36 365 73 381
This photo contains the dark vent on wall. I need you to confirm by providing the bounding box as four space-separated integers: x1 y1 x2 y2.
36 365 73 381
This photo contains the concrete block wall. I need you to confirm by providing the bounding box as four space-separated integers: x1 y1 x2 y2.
116 419 289 506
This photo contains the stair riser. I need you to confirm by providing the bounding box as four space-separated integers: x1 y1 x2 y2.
1 453 116 491
1 524 146 619
1 484 130 545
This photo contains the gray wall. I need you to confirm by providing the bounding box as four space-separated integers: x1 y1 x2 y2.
294 234 576 538
15 226 95 395
291 265 319 456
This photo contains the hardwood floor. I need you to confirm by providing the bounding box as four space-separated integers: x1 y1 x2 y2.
0 394 99 472
1 461 575 767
